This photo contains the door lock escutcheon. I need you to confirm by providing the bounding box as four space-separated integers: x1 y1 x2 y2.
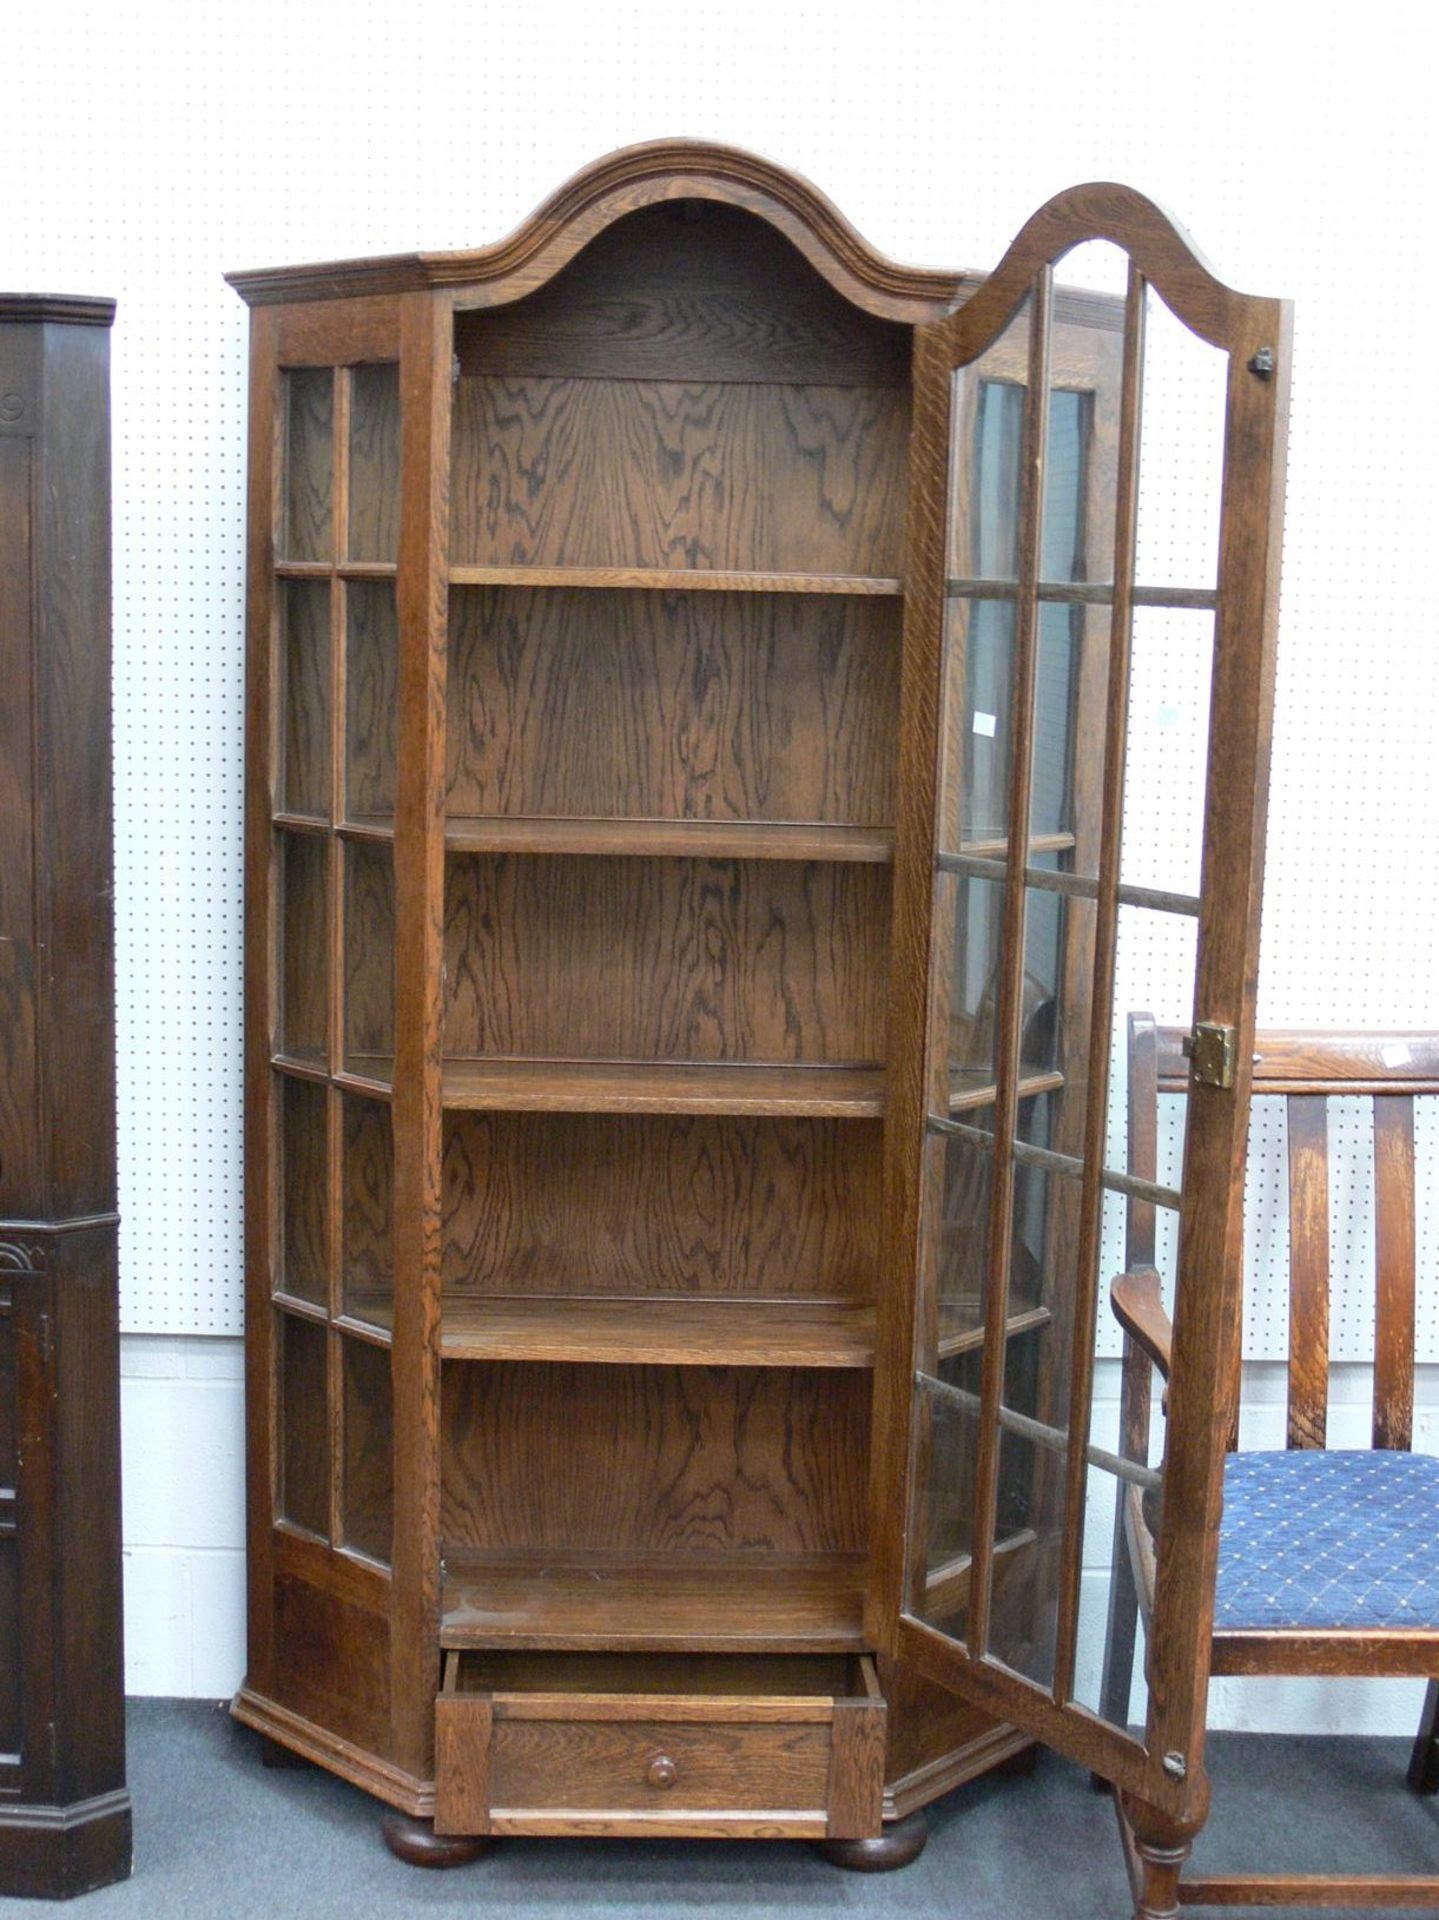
1183 1022 1238 1090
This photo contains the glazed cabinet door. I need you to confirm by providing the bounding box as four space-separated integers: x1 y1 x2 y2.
869 186 1290 1826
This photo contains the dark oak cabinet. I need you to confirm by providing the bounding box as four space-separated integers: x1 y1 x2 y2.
0 296 131 1898
228 146 1289 1889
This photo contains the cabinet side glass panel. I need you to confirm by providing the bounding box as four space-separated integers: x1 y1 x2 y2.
347 364 401 564
278 1311 330 1539
282 368 334 564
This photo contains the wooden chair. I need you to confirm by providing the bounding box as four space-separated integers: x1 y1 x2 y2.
1100 1017 1439 1911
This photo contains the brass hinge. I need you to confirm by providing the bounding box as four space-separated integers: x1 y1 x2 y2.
1183 1022 1238 1090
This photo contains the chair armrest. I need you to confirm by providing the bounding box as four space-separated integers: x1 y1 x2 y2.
1110 1267 1173 1382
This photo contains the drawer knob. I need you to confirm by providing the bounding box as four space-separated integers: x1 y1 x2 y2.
645 1752 679 1790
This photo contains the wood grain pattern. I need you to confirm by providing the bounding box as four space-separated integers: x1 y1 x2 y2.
347 363 401 564
0 1283 18 1758
455 201 911 389
341 1094 393 1322
441 1549 867 1651
442 1111 880 1299
448 565 901 593
441 1362 869 1557
446 818 894 862
272 1562 391 1758
1373 1094 1417 1451
280 1075 328 1308
450 377 909 576
1285 1095 1330 1449
283 368 333 563
281 580 330 817
0 436 38 1216
450 1650 855 1697
343 840 394 1064
441 1058 884 1116
489 1714 830 1814
279 831 329 1064
279 1312 329 1538
826 1667 887 1837
443 855 889 1063
345 581 398 821
446 587 899 827
342 1335 394 1563
440 1296 874 1368
434 1694 491 1834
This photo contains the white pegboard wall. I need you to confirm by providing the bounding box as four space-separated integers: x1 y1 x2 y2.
3 0 1436 1335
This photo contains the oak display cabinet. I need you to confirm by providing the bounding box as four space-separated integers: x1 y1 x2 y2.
0 295 130 1898
228 145 1289 1893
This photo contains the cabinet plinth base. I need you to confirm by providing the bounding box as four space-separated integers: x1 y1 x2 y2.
813 1809 928 1871
0 1790 133 1900
380 1812 492 1868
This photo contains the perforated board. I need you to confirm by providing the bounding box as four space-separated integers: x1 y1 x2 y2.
2 0 1435 1336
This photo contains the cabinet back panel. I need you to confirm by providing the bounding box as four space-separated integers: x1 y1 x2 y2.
454 201 911 389
442 1112 880 1297
450 377 909 576
442 1361 869 1555
443 856 889 1063
446 588 898 826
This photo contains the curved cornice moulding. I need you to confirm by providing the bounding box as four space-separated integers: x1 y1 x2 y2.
227 139 970 323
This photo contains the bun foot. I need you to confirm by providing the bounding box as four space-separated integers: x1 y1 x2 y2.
815 1809 928 1871
380 1812 491 1868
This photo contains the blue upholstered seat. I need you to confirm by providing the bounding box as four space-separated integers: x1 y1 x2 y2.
1215 1449 1439 1634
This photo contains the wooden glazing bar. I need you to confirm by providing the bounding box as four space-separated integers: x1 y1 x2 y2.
1372 1093 1417 1450
929 1119 1182 1213
967 267 1052 1660
919 1371 1162 1492
1053 261 1147 1706
389 290 453 1774
945 578 1216 611
1284 1094 1330 1449
936 851 1199 918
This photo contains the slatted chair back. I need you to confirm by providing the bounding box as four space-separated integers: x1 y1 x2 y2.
1127 1015 1438 1456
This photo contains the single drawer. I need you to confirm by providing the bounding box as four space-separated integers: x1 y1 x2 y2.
435 1651 884 1839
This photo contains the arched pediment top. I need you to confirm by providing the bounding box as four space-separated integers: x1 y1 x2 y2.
228 141 966 321
942 181 1283 361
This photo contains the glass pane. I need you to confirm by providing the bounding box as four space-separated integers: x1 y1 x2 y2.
281 580 331 818
1106 907 1198 1184
936 1121 995 1352
345 582 398 823
947 872 1006 1099
913 1353 985 1643
342 1094 392 1333
1122 609 1214 901
278 832 328 1067
343 842 394 1080
1074 1186 1175 1724
279 1075 328 1308
347 363 401 563
283 368 334 563
278 1312 329 1538
342 1336 393 1563
1135 288 1226 592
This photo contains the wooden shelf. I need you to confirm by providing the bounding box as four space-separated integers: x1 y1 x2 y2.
441 1295 874 1368
440 1549 868 1652
936 1303 1050 1361
448 564 902 597
442 1059 885 1117
444 816 894 863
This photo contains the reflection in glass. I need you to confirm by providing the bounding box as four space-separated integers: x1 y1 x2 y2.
342 1094 393 1332
279 1312 329 1538
279 1075 328 1308
935 1120 995 1350
342 1336 394 1564
347 363 401 564
345 582 399 823
283 368 334 563
278 832 328 1066
281 581 331 818
947 873 1006 1094
343 842 395 1080
914 1356 986 1645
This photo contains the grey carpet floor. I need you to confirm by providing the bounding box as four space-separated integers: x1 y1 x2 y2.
3 1704 1436 1918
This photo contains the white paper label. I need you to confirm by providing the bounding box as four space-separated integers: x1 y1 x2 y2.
1381 1042 1412 1068
972 710 997 738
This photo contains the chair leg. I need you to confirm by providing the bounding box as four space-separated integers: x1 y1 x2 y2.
1122 1796 1194 1920
1407 1680 1439 1794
